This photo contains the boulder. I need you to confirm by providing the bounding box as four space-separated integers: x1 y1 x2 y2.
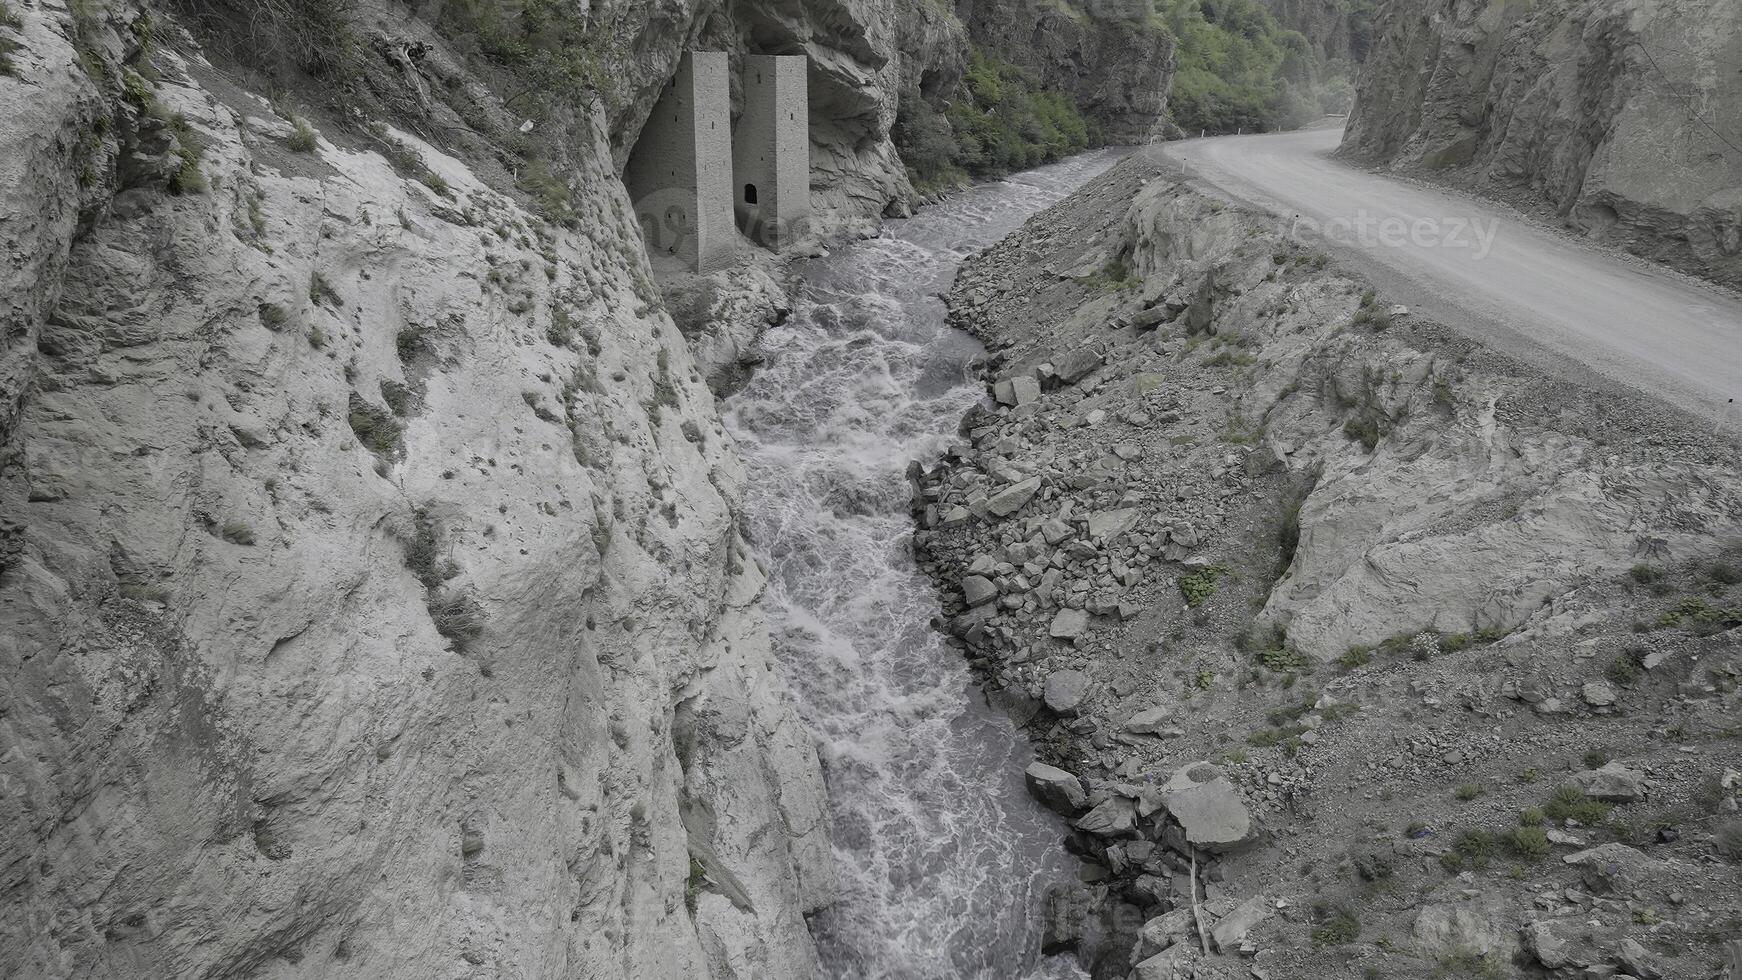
1123 705 1173 735
1074 795 1137 837
1581 679 1618 707
1617 937 1665 980
1522 919 1589 970
1573 761 1645 802
985 477 1042 517
1158 763 1252 851
1131 943 1195 980
1025 762 1087 815
1042 884 1094 953
1563 843 1656 893
993 375 1041 407
1412 903 1513 958
961 575 997 608
1135 908 1195 959
1086 508 1140 539
1049 608 1089 640
1209 895 1267 952
1053 347 1103 384
1044 669 1090 714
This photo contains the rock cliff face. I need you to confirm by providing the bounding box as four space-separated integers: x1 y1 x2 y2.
1261 0 1372 63
954 0 1176 142
1342 0 1742 289
0 2 853 977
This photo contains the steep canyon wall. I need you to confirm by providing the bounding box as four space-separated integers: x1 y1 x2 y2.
1343 0 1742 289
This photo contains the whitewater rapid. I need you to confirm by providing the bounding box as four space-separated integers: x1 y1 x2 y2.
722 150 1124 979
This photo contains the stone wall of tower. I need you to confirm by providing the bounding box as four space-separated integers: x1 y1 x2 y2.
625 52 735 273
732 56 810 250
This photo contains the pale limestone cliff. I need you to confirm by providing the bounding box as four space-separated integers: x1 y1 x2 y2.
1342 0 1742 289
0 2 839 977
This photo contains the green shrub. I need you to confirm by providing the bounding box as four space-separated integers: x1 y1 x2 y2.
1605 651 1643 686
166 113 207 195
1343 409 1383 452
1258 644 1307 672
1337 645 1372 670
1310 906 1360 947
1454 783 1483 801
1351 306 1392 331
1159 0 1306 135
1179 565 1225 607
1518 807 1543 827
1629 564 1663 584
1508 826 1550 859
1543 786 1612 826
258 302 288 331
1710 562 1741 586
287 115 318 152
1439 829 1498 872
897 46 1104 189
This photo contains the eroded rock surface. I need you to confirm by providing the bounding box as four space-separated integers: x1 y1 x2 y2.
0 3 843 977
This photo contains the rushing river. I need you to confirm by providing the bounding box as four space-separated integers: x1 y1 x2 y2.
722 149 1125 979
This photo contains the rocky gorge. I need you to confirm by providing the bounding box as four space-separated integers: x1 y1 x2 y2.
0 0 1172 976
3 0 1741 979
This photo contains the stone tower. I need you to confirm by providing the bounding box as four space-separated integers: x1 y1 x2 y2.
732 55 810 250
625 51 735 274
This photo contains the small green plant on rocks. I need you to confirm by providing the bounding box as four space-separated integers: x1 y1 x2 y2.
348 393 403 459
1439 829 1498 872
287 115 318 152
1544 785 1612 826
1310 906 1360 947
1179 565 1225 608
258 302 288 331
1508 826 1550 859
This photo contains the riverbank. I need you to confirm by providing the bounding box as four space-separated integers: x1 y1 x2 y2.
913 148 1742 979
